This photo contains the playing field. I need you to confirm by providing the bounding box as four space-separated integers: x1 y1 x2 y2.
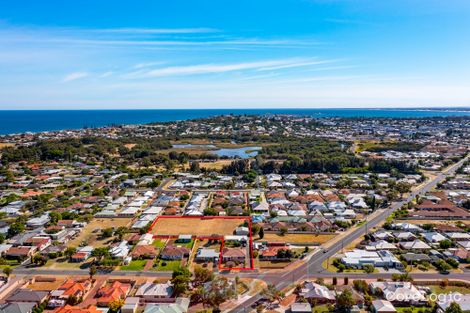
150 217 247 237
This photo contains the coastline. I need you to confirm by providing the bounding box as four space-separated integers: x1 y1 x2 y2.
1 108 470 135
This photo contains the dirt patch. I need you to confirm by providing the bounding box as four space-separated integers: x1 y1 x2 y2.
68 218 133 248
261 233 336 244
151 217 246 237
0 143 14 149
27 280 64 291
199 160 233 170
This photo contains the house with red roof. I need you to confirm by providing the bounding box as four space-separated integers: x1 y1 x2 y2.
96 281 131 306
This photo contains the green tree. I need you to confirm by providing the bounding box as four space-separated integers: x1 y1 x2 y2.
439 240 452 249
445 302 463 313
363 264 375 274
395 182 411 198
193 266 213 285
64 247 77 259
261 284 284 302
89 265 97 280
7 222 25 238
3 266 12 280
335 289 355 313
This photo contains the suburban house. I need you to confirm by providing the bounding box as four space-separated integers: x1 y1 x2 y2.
130 245 158 259
135 282 173 301
160 246 190 260
5 246 36 259
369 282 426 304
298 281 335 303
96 281 131 307
372 300 397 313
195 248 219 262
0 303 35 313
142 298 190 313
5 289 49 304
49 279 93 308
222 248 245 263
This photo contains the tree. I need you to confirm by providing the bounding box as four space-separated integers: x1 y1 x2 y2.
439 240 452 249
194 266 213 285
171 266 191 297
279 227 288 236
395 182 411 198
335 289 355 313
114 227 128 241
32 254 47 266
363 264 375 274
386 189 399 202
445 302 463 313
89 265 97 280
258 227 264 239
7 222 25 238
3 266 12 280
108 299 124 313
261 284 284 302
64 247 77 259
101 228 113 238
190 161 201 174
202 277 235 309
49 211 62 225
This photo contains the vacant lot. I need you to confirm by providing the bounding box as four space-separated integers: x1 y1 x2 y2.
27 279 64 290
0 143 14 149
151 217 246 237
199 160 233 170
261 233 336 244
68 218 133 248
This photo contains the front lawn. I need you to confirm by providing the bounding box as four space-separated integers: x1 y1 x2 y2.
154 260 182 271
121 259 147 271
396 306 429 313
153 239 166 248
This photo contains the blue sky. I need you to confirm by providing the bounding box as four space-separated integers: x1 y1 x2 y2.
1 0 470 109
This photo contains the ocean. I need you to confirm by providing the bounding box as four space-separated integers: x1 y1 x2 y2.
1 108 470 135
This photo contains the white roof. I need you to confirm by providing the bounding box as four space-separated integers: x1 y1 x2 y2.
136 282 173 298
372 300 396 313
423 232 446 243
399 240 431 250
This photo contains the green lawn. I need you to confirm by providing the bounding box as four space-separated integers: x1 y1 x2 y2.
396 306 427 313
313 304 333 313
120 259 147 271
153 239 166 248
154 260 182 271
174 239 194 249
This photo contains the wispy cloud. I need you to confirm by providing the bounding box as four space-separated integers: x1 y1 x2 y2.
93 27 219 34
63 72 89 82
140 58 333 77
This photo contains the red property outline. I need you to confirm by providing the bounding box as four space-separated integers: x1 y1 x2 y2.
148 215 254 271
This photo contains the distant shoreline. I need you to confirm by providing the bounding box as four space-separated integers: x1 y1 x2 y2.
1 108 470 135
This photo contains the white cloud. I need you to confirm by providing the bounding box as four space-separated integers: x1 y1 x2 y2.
94 27 219 34
62 72 89 82
142 58 330 77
